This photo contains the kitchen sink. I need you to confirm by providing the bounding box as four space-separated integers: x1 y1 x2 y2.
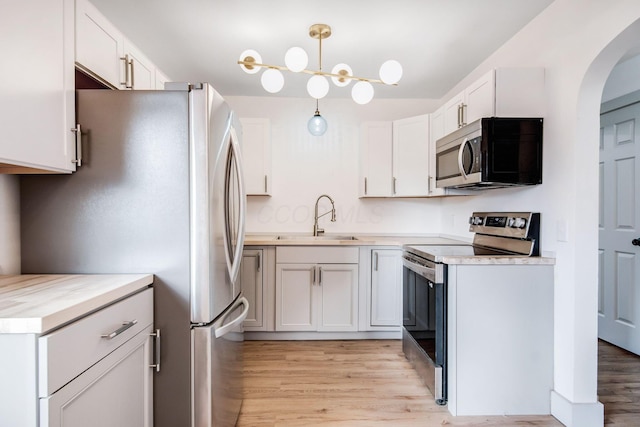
275 235 359 241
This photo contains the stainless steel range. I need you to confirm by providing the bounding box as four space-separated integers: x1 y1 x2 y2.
401 212 540 405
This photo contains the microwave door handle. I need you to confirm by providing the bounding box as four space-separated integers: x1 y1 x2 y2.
457 139 468 179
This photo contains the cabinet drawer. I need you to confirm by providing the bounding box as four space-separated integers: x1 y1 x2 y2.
276 246 359 264
38 288 153 397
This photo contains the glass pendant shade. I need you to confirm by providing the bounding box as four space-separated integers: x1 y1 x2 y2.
330 63 353 87
307 75 329 99
285 47 308 72
261 69 284 93
308 112 328 136
239 49 262 74
351 81 374 105
379 59 403 85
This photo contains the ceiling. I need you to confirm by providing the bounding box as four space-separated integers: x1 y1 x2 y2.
89 0 555 100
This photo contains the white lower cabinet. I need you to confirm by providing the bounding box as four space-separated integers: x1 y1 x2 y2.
0 288 155 427
275 247 359 332
240 249 265 330
370 249 403 327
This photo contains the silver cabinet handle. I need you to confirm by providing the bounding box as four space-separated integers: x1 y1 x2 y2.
71 124 82 167
393 177 397 195
318 266 323 285
120 55 133 89
374 252 379 271
457 104 463 128
101 319 137 339
364 177 368 195
312 266 316 285
150 329 161 373
256 252 261 272
129 57 135 89
460 103 467 127
264 175 268 193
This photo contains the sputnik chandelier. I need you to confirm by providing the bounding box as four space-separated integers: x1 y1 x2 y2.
237 23 403 105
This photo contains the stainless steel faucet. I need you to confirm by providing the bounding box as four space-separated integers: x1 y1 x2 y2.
313 194 336 236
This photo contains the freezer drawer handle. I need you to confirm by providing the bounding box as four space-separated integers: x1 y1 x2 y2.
150 329 161 373
101 319 138 339
214 297 250 338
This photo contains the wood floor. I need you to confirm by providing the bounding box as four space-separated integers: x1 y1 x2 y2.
238 340 562 426
598 339 640 426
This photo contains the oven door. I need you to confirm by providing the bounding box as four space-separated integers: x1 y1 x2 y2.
402 254 447 405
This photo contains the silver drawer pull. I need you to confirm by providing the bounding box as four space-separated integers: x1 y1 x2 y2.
101 319 138 339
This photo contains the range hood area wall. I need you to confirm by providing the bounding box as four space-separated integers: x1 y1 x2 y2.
227 96 444 235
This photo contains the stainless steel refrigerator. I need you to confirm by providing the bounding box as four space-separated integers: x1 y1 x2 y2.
20 83 248 427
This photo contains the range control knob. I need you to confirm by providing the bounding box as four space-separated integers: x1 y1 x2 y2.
508 217 527 229
469 216 484 226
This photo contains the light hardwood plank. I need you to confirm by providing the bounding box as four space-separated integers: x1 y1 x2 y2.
239 340 562 426
599 339 640 426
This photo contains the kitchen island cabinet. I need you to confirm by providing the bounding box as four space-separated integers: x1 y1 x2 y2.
0 274 155 427
0 0 77 173
446 264 554 416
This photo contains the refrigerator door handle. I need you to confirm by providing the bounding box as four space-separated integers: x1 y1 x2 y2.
214 296 249 338
227 116 247 285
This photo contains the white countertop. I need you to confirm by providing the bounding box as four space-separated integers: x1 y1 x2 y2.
244 234 470 247
0 274 153 334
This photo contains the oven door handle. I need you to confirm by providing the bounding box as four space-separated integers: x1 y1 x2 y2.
402 255 437 283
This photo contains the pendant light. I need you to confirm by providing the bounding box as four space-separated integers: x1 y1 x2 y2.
238 24 402 105
307 99 327 136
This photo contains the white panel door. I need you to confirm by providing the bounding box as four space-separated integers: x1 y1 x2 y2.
317 264 358 331
276 264 316 331
392 114 430 196
360 122 393 196
239 118 271 195
370 250 402 327
599 101 640 355
239 249 264 329
465 69 495 124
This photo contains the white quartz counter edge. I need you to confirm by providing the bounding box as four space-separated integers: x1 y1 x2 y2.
244 234 469 247
0 274 153 334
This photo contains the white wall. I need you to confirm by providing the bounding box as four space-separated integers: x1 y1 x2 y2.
227 96 445 235
0 175 20 274
433 1 640 425
602 53 640 102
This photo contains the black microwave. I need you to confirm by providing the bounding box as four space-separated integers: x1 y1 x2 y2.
435 117 543 189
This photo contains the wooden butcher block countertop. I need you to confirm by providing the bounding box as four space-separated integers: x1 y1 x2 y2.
0 274 153 334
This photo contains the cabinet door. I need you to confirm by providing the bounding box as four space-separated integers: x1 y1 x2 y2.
428 107 446 197
155 69 170 89
75 0 124 89
465 69 496 125
392 115 430 197
370 250 402 327
124 40 156 90
240 118 271 195
0 0 76 173
240 249 264 329
275 264 316 331
40 327 153 427
360 122 393 197
317 264 359 332
444 90 465 135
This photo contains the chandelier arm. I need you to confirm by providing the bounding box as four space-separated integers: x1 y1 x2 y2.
237 60 396 86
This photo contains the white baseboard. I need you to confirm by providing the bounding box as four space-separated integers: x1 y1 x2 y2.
550 390 604 427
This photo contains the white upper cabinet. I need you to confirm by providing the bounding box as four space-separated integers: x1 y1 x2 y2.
240 118 272 196
75 0 124 88
360 115 430 197
0 0 77 173
359 122 393 197
443 68 545 136
392 114 430 197
123 40 156 90
75 0 165 90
